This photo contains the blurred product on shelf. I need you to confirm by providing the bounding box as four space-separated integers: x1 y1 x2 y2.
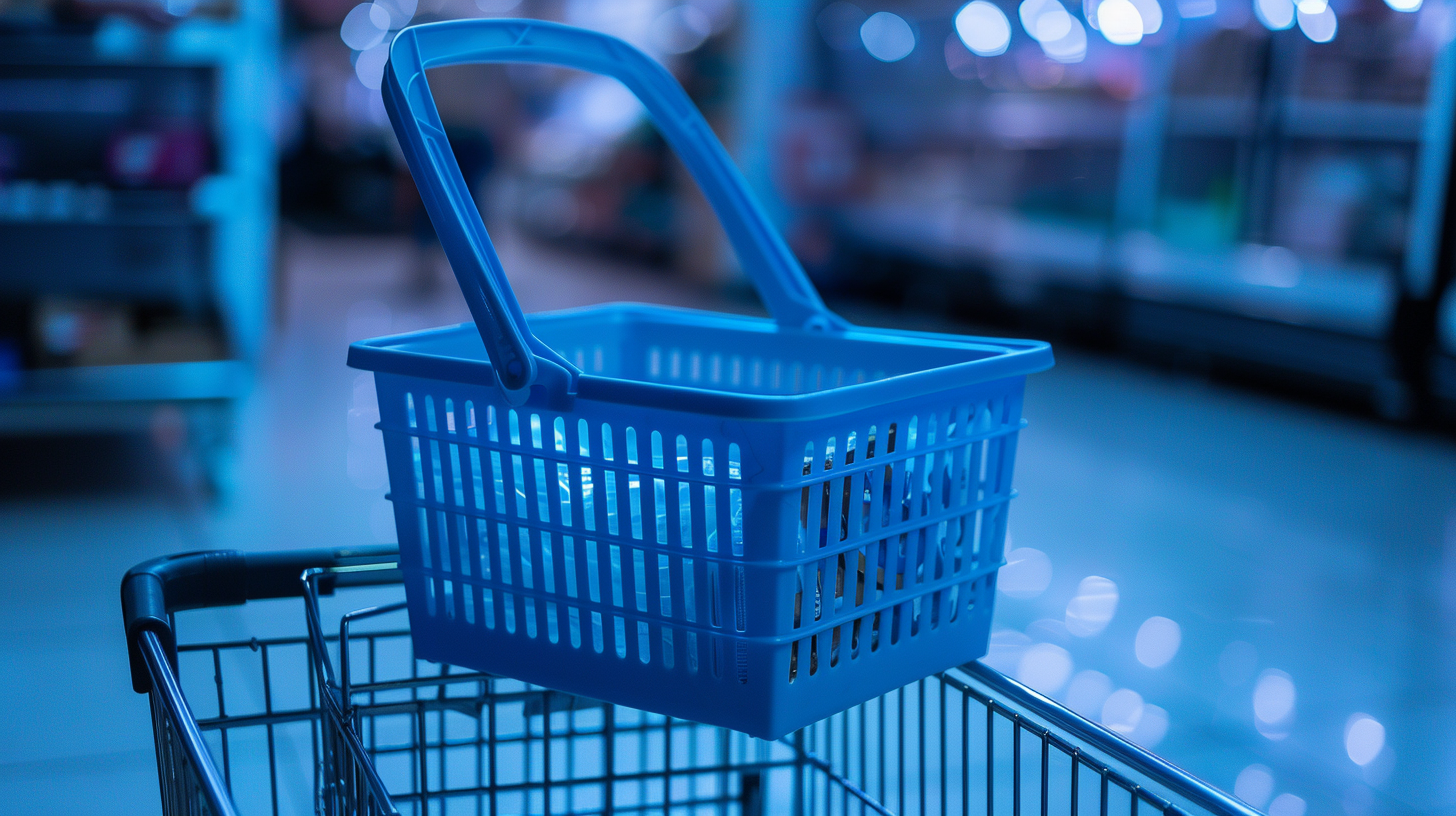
31 299 225 368
106 126 209 187
0 180 111 221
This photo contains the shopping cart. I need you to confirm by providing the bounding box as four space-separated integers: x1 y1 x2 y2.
122 546 1262 816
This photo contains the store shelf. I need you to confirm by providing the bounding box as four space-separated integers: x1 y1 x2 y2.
0 15 254 67
0 219 209 300
957 94 1127 146
839 201 1111 288
1123 299 1392 388
1113 235 1396 339
1284 100 1425 142
0 360 245 432
1166 97 1425 142
1166 97 1257 138
0 0 275 492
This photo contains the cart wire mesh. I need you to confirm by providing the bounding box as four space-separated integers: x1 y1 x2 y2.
131 557 1259 816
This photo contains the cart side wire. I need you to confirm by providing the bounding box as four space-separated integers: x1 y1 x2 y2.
123 547 1262 816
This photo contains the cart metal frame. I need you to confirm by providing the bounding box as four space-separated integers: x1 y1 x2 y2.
121 546 1262 816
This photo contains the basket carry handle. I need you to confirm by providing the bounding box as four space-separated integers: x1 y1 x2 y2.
384 18 846 406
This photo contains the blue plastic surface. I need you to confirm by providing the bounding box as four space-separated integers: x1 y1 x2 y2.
353 18 1054 738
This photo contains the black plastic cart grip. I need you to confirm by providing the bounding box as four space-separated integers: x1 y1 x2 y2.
121 545 399 693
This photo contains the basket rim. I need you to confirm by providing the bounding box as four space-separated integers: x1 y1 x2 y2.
348 303 1054 421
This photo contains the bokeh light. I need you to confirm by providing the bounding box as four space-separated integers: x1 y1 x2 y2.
1134 616 1181 668
860 11 917 62
1253 669 1296 726
955 1 1014 57
1020 0 1073 41
651 4 712 54
1253 0 1295 29
1345 714 1386 766
340 3 389 51
354 41 391 90
999 547 1052 598
1065 575 1119 635
1268 794 1307 816
1234 764 1275 809
1129 0 1164 32
1101 688 1144 734
372 0 416 30
1296 3 1337 41
1097 0 1145 43
1041 17 1087 62
1017 642 1074 694
1130 703 1169 747
1384 0 1421 10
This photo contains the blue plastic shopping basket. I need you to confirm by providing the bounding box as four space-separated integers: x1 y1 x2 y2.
347 18 1054 739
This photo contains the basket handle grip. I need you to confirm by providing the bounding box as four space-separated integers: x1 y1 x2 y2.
383 18 845 405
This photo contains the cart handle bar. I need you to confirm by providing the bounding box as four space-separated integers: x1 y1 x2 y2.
120 545 401 694
383 18 846 406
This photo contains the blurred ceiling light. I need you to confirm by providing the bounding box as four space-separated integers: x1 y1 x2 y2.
1384 0 1421 10
1129 703 1169 747
1297 3 1336 40
860 11 917 61
1253 0 1295 29
1234 765 1275 809
955 0 1013 56
1253 669 1297 727
1345 714 1386 766
1134 616 1181 668
818 1 868 50
1295 0 1326 11
341 2 389 51
373 0 416 29
651 4 712 54
998 547 1052 598
1016 642 1074 695
1097 0 1144 43
1020 0 1072 41
1037 12 1086 61
1101 688 1144 734
1268 794 1307 816
1065 575 1118 635
354 40 392 90
563 75 646 138
1129 0 1164 32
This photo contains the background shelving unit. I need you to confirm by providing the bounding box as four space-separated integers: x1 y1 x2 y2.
805 0 1456 418
0 0 277 485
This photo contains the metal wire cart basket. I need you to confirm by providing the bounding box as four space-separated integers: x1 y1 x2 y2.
121 546 1261 816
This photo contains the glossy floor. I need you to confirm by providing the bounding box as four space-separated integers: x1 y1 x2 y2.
0 230 1450 815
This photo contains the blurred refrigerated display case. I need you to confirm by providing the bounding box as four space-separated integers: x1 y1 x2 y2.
805 0 1456 417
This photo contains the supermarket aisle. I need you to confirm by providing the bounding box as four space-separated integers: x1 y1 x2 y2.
0 230 1451 814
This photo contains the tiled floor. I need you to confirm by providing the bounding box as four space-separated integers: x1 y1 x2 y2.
1 229 1452 814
